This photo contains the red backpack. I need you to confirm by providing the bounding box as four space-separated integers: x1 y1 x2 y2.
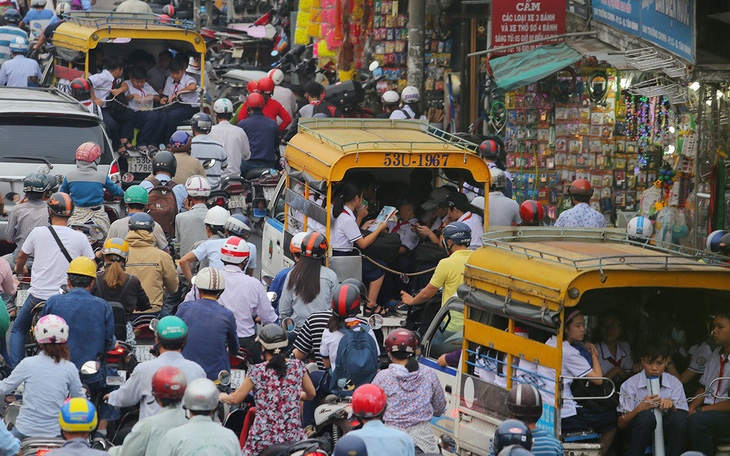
147 178 178 237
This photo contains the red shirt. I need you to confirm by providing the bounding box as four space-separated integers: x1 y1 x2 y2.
237 97 292 132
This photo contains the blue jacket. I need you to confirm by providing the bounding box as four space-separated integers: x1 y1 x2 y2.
269 266 292 311
60 159 124 207
177 298 240 380
237 112 280 163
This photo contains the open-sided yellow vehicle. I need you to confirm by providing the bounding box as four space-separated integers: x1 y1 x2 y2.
419 228 730 455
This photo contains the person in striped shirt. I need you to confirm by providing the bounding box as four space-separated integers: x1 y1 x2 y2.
504 383 563 456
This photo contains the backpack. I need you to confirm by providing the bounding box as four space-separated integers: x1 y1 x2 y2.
147 178 177 237
312 101 343 118
329 322 378 396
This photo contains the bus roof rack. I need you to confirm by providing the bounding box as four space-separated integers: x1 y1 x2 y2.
62 11 197 32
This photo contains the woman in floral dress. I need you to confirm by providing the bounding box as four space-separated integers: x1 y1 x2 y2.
220 324 316 456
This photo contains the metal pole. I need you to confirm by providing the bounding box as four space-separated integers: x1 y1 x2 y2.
467 31 597 58
692 84 705 249
407 0 425 101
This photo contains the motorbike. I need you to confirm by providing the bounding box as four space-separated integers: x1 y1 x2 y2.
311 395 359 447
323 62 383 118
259 437 331 456
206 175 246 214
132 315 158 363
20 437 67 455
243 167 281 231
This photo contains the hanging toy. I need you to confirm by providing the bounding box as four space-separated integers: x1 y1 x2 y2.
654 163 677 190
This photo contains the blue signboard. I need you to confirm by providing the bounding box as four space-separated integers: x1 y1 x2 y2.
591 0 694 62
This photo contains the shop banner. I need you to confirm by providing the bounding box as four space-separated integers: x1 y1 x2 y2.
592 0 694 62
491 0 567 54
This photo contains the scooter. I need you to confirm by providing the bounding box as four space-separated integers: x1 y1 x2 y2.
243 167 281 230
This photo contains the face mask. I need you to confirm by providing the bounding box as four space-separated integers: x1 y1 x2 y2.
671 327 686 345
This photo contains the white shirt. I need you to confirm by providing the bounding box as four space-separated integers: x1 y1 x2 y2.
389 105 427 121
0 54 41 87
162 73 198 106
125 80 156 112
331 206 362 252
89 69 115 107
320 321 379 370
487 192 521 227
537 335 592 419
618 371 688 414
686 342 713 374
115 0 153 13
699 347 730 405
22 225 94 299
388 217 418 251
430 215 447 232
209 120 250 178
597 340 633 376
272 85 297 120
457 211 483 249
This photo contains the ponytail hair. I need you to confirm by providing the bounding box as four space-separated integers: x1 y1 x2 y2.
333 181 362 218
264 349 288 379
327 312 345 333
103 260 127 290
390 351 419 373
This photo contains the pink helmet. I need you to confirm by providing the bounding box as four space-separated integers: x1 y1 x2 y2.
34 314 69 344
76 142 102 162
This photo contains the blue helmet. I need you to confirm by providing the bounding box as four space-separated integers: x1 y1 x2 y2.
9 37 28 54
442 221 471 246
128 212 155 232
3 9 21 25
191 112 213 134
494 419 532 454
334 434 368 456
169 131 191 152
224 214 251 237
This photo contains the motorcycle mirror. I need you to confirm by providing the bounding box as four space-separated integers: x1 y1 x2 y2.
122 173 135 183
217 370 231 386
266 291 277 303
148 318 159 333
202 159 216 169
367 314 384 330
80 360 101 376
270 50 279 58
368 61 380 72
281 317 296 332
260 275 273 288
89 226 105 241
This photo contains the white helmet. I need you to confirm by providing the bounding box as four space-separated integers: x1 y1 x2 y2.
185 175 211 197
34 314 69 344
489 168 507 189
268 68 284 86
194 267 225 291
627 216 653 239
204 206 230 227
401 86 420 104
8 37 28 54
56 2 71 14
31 0 47 7
290 231 307 255
382 90 400 106
183 378 219 411
221 236 250 264
213 98 234 114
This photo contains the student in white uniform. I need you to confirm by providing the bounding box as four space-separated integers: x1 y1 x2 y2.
439 191 483 249
596 311 634 386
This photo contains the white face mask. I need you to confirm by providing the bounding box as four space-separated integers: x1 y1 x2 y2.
671 327 686 346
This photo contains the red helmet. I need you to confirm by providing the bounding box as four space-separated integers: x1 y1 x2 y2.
331 284 361 317
151 366 187 400
352 384 387 418
69 77 92 101
246 80 258 94
76 141 102 162
519 200 545 226
257 77 275 94
247 93 266 110
47 192 74 217
384 328 417 355
301 232 327 259
478 139 500 160
568 178 594 198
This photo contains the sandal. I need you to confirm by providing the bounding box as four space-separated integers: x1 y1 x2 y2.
363 305 389 317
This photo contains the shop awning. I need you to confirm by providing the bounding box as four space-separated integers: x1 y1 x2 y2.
490 43 582 92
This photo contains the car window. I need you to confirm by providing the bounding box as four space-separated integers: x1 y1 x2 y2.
427 308 464 359
0 117 112 165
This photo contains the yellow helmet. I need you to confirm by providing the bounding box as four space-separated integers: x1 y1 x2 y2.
59 398 97 432
67 257 97 278
102 238 129 259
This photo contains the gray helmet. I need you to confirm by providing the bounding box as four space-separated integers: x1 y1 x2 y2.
152 151 177 176
341 278 369 304
128 212 155 231
442 222 471 246
490 168 508 190
256 324 288 352
183 378 219 411
191 112 213 134
23 172 51 194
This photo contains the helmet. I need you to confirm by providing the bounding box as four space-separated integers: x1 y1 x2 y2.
506 384 542 421
494 419 533 454
8 36 28 54
719 233 730 256
69 78 93 101
152 366 187 400
498 446 535 456
194 267 225 292
301 232 328 259
47 192 74 217
34 314 69 344
401 86 420 104
161 3 175 16
519 200 545 226
331 283 361 317
246 80 258 94
384 328 418 355
627 216 653 239
76 142 102 163
56 1 71 13
256 323 288 352
185 175 211 197
59 398 97 432
213 98 234 114
442 222 471 246
124 185 149 205
334 434 368 456
479 139 501 161
257 77 275 94
490 168 508 190
23 172 51 194
351 384 387 418
268 68 284 86
221 236 250 264
224 214 251 237
102 238 129 259
169 131 192 152
568 178 594 198
706 230 728 252
191 112 213 134
67 257 96 278
128 212 155 231
155 315 188 341
204 206 230 227
382 90 400 106
152 151 177 176
183 378 219 411
289 231 308 255
159 13 171 22
3 9 21 25
247 93 266 109
31 0 47 7
341 278 369 304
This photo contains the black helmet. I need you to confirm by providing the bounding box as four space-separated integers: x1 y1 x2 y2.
128 212 155 231
334 434 368 456
498 445 535 456
69 78 92 101
442 222 471 246
47 192 74 217
331 284 361 317
191 112 213 134
152 151 177 176
341 278 369 304
255 324 288 353
506 384 542 422
301 232 328 259
494 419 532 454
718 233 730 256
3 9 21 25
24 172 51 194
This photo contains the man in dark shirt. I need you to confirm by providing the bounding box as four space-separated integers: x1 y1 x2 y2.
237 92 280 174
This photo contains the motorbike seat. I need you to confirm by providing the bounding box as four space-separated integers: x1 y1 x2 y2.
244 168 274 180
108 301 128 343
260 442 298 456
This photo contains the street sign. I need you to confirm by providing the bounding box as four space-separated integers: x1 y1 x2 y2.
491 0 567 55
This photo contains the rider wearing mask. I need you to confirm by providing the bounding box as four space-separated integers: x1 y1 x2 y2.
177 267 239 380
42 257 117 431
220 324 315 456
106 185 168 251
106 316 205 420
11 192 94 368
6 172 51 261
0 315 83 439
53 398 109 456
179 206 230 282
109 366 188 456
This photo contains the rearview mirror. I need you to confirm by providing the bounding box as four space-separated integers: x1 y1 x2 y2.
281 317 296 332
218 370 231 386
368 314 384 330
202 158 216 169
80 360 100 376
148 318 159 333
368 61 380 72
266 291 277 303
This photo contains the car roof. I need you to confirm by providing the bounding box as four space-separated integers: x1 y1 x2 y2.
0 87 102 118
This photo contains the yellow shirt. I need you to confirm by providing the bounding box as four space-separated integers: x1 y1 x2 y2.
429 249 472 331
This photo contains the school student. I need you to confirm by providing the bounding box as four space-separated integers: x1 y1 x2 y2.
124 66 163 152
160 56 198 142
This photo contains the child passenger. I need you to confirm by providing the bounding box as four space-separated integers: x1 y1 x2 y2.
160 56 198 140
618 341 687 456
123 66 162 152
